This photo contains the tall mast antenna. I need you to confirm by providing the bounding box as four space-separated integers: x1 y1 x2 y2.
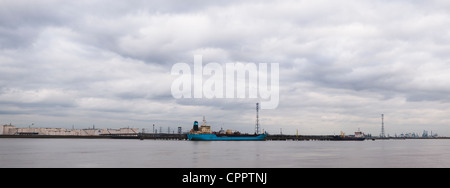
256 103 260 134
381 114 385 138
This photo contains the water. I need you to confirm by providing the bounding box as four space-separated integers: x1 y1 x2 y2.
1 139 450 168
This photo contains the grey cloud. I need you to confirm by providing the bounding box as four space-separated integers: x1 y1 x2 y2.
1 0 450 135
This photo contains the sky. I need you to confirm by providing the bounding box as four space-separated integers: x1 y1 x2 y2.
1 0 450 136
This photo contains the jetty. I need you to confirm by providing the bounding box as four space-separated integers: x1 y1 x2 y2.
266 134 336 141
0 133 348 141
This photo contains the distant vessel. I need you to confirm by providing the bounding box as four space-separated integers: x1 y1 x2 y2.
187 117 267 141
333 131 365 141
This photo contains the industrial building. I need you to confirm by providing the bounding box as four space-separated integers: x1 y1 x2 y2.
0 124 139 136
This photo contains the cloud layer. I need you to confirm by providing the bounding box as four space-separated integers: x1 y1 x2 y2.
1 0 450 135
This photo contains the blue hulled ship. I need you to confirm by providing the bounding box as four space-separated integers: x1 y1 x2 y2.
187 117 267 141
187 133 267 141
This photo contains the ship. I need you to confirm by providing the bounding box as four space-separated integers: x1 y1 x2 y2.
333 131 366 141
187 116 267 141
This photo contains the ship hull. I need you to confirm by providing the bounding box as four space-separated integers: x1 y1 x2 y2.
332 136 365 141
188 134 267 141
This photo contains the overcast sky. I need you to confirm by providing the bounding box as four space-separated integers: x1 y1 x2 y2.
1 0 450 136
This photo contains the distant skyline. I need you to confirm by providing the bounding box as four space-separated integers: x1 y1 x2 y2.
1 0 450 136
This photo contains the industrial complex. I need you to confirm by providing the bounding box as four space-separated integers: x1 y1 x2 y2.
0 124 139 136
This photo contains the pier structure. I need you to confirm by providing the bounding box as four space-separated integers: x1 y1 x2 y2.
266 134 336 141
138 133 187 140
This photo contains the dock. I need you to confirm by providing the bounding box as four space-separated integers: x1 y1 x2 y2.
138 133 187 140
86 134 340 141
2 133 449 140
0 133 339 141
266 134 336 141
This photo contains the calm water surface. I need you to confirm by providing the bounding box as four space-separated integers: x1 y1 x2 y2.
1 139 450 168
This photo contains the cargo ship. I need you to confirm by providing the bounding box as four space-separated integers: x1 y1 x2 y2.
187 117 267 141
333 131 366 141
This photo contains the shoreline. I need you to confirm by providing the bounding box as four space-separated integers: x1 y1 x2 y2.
1 134 450 140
